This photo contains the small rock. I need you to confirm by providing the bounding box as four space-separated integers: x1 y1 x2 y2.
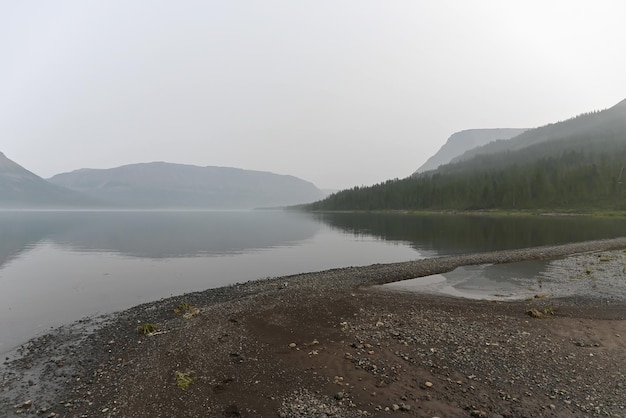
224 404 240 417
230 352 246 363
14 400 32 409
526 309 545 318
288 343 297 348
391 403 400 411
424 381 433 388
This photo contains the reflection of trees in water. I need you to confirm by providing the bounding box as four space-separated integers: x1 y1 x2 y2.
0 211 321 263
314 212 626 255
5 210 626 268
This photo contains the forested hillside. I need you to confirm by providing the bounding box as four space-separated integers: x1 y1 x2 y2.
414 128 527 174
451 99 626 164
306 100 626 212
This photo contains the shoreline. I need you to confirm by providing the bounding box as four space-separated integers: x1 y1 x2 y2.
3 238 626 417
300 208 626 218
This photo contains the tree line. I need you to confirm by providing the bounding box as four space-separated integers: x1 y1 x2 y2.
306 138 626 212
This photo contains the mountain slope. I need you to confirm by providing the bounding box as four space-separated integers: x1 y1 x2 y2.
49 162 325 209
0 152 99 208
414 128 527 174
305 97 626 211
450 98 626 165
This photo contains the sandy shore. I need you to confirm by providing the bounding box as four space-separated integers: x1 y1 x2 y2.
3 238 626 417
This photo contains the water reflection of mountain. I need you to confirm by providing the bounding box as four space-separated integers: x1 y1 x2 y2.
0 211 320 263
6 210 626 269
0 212 68 268
314 212 626 255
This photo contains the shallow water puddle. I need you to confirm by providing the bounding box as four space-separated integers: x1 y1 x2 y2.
383 261 548 301
384 251 626 303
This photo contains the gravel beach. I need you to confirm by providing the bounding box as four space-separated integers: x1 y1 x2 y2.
2 238 626 417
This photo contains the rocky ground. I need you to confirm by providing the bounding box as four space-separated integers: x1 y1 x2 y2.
2 238 626 417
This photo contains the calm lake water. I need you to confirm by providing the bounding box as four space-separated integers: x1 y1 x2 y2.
3 210 626 353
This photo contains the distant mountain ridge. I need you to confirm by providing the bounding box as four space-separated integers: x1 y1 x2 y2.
0 152 99 208
414 128 527 174
0 152 40 180
450 99 626 165
48 162 325 209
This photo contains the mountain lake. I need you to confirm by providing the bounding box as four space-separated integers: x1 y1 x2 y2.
3 210 626 354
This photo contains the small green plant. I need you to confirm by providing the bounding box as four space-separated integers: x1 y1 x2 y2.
175 371 193 389
173 302 193 314
174 301 200 319
137 323 157 335
543 306 556 316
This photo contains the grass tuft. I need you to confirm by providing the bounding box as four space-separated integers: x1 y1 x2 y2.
175 371 193 389
137 323 157 335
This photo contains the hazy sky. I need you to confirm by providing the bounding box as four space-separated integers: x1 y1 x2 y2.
2 1 625 190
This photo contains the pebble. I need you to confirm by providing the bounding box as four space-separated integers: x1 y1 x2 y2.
14 400 32 409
